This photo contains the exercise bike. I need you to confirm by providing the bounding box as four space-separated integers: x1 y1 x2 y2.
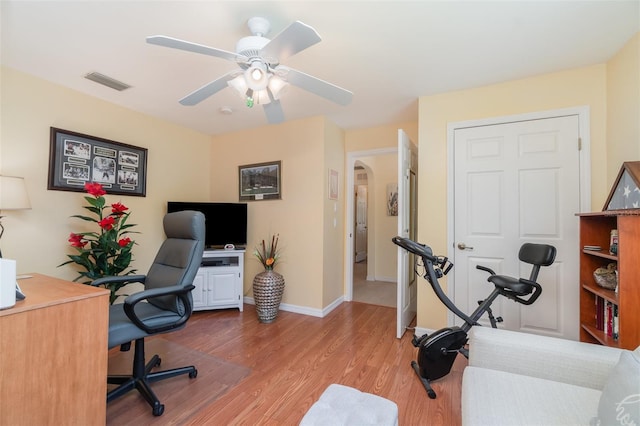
392 236 556 399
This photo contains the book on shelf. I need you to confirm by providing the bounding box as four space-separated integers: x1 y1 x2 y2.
594 296 619 340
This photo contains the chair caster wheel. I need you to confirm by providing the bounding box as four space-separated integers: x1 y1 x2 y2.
152 403 165 416
189 369 198 379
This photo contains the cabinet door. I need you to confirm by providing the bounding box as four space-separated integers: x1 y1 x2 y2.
207 271 239 306
192 270 207 310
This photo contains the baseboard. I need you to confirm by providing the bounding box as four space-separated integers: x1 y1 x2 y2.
366 275 396 283
243 296 345 318
413 326 433 338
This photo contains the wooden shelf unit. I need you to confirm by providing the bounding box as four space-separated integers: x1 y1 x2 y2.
578 211 640 350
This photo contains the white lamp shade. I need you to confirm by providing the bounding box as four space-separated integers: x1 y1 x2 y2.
228 74 249 98
0 176 31 210
268 76 289 100
244 62 269 91
252 89 271 105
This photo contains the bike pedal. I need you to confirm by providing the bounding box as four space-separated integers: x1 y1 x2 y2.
496 317 504 322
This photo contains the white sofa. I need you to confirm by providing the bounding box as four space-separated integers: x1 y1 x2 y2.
462 327 640 426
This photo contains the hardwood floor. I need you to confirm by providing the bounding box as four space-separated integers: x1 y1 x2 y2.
107 302 465 425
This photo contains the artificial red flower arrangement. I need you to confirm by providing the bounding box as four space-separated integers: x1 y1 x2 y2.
60 182 137 303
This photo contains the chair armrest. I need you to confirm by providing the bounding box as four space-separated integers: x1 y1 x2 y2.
91 274 147 287
468 327 623 390
123 284 195 334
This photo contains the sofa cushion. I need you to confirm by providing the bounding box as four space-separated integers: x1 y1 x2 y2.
595 349 640 426
299 384 398 426
468 327 622 390
462 366 601 426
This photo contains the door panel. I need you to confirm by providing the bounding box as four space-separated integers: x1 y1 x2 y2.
355 185 368 262
453 115 580 339
397 129 418 338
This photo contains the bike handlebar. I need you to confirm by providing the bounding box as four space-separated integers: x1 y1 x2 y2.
393 236 477 327
391 236 437 262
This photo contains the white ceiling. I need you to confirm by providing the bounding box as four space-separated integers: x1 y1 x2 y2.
1 1 638 136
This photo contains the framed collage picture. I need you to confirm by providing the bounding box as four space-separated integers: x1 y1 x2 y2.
48 127 148 197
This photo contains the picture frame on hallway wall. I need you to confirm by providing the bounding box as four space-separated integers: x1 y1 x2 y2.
48 127 148 197
387 183 398 216
239 160 281 201
329 169 339 200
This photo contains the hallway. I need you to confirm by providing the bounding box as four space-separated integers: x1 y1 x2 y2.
352 261 396 308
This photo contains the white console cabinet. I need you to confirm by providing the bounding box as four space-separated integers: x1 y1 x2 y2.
192 249 244 312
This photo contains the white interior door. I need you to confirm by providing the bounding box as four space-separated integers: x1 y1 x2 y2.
397 129 418 338
452 115 582 339
355 185 368 262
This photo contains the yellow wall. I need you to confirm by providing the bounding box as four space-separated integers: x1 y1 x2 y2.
0 67 211 280
606 32 640 185
417 64 608 330
322 119 346 307
345 122 418 152
209 116 343 310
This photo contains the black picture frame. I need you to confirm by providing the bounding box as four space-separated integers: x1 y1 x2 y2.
239 161 281 201
48 127 148 197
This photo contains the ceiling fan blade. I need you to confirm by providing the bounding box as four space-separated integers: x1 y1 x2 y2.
260 21 321 63
263 100 285 124
147 35 240 62
179 71 239 106
279 66 353 106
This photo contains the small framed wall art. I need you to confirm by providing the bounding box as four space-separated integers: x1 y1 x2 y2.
328 169 339 200
239 160 281 201
48 127 147 197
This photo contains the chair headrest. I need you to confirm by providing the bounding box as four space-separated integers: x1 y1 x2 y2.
164 210 205 240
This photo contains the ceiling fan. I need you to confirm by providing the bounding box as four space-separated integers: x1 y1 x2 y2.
147 17 353 124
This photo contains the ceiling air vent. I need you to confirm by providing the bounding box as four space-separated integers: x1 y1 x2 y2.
84 72 131 91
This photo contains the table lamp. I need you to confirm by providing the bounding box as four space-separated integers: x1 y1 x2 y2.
0 175 32 258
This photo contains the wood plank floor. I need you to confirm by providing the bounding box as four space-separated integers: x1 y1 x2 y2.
106 302 466 425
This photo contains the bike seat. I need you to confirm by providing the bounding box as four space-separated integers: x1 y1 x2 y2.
487 276 534 296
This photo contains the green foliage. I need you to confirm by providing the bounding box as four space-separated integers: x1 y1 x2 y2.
59 183 138 304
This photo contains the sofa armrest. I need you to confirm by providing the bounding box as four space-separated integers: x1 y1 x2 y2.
467 327 623 390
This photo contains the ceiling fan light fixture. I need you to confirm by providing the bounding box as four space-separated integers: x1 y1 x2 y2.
244 62 269 91
268 76 288 100
252 89 271 105
228 74 248 98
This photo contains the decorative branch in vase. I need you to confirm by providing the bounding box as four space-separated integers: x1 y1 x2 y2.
252 234 285 323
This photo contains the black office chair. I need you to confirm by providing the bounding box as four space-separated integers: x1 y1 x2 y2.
93 210 205 416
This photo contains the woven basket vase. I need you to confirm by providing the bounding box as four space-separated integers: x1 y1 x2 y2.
252 270 285 323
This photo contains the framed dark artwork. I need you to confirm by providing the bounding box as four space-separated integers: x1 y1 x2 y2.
48 127 148 197
239 161 281 201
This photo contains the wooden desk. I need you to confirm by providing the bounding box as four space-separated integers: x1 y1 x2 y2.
0 274 109 425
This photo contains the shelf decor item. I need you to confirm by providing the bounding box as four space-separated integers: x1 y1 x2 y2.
252 234 285 323
593 263 618 290
59 182 138 304
603 161 640 211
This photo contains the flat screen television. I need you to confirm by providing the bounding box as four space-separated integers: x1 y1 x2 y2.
167 201 247 249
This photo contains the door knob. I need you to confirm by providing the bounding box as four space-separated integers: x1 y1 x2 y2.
457 243 474 250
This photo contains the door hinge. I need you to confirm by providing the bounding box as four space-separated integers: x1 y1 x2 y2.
578 137 582 151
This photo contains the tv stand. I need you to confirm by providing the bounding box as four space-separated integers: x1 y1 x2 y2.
192 249 244 312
